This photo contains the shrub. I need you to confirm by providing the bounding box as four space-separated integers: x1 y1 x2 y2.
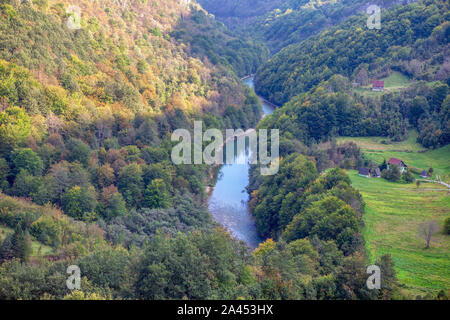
444 217 450 235
402 170 415 183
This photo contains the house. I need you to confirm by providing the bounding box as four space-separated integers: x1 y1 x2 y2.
372 168 381 178
372 80 384 91
358 167 371 178
388 158 407 173
420 170 430 178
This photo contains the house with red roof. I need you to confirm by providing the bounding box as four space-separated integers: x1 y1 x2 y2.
372 80 384 91
388 157 407 173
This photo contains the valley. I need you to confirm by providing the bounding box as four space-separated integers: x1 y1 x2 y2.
0 0 448 301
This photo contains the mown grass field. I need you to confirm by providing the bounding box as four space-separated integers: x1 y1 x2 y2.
348 170 450 297
382 71 411 89
338 130 450 182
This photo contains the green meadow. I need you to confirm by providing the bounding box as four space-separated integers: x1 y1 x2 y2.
348 170 450 297
353 71 412 97
338 130 450 182
382 71 411 89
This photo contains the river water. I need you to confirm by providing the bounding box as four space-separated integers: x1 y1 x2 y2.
207 77 275 249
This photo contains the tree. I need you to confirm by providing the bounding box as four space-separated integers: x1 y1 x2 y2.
61 185 97 220
11 226 31 263
142 179 171 209
375 254 399 300
410 96 428 126
99 186 127 220
11 148 43 176
77 247 130 295
97 164 115 188
402 170 415 183
381 165 401 182
0 234 14 262
379 159 388 171
418 220 439 249
355 68 369 86
11 169 41 197
0 106 31 152
0 157 10 191
67 138 91 166
118 163 143 208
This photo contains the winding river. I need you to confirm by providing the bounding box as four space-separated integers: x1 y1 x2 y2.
207 77 275 249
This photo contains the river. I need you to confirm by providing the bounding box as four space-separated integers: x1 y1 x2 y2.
207 77 275 249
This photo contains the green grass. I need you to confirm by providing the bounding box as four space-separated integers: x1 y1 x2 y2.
382 71 411 89
338 130 450 182
353 71 411 96
348 170 450 297
0 225 53 257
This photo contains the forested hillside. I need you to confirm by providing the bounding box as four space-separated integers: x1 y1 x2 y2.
253 0 449 148
0 0 395 301
0 0 447 301
255 0 449 104
237 0 449 299
199 0 411 53
171 7 269 77
0 0 267 299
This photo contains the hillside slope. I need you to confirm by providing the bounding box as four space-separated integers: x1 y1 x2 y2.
199 0 414 53
255 0 449 105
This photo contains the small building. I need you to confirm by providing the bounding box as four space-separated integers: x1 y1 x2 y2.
372 168 381 178
388 158 407 173
358 167 371 178
420 170 430 178
372 80 384 91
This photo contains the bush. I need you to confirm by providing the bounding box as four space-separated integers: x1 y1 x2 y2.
29 215 62 247
444 217 450 235
61 186 97 220
381 165 401 182
402 170 415 183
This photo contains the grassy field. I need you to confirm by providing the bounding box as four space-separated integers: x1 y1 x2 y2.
354 71 411 96
382 71 411 89
348 170 450 297
338 130 450 182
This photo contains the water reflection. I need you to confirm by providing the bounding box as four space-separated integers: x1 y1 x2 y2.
208 77 274 249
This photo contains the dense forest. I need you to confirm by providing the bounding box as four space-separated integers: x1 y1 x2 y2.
0 0 268 299
0 0 385 300
0 0 447 301
256 75 449 146
171 8 270 77
199 0 415 53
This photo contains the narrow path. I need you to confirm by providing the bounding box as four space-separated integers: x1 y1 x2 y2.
419 179 450 189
